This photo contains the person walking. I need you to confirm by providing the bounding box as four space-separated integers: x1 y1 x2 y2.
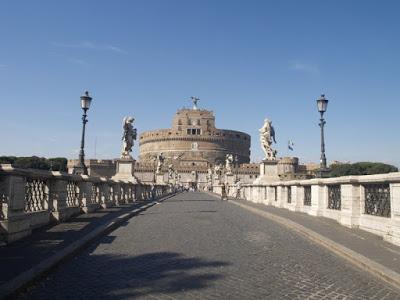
235 180 242 199
221 184 228 200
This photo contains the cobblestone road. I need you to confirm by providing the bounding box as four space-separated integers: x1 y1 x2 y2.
19 192 400 299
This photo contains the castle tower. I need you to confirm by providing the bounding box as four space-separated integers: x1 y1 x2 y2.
138 103 251 167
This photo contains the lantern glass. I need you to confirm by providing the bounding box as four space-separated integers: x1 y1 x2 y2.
317 94 328 113
80 91 92 109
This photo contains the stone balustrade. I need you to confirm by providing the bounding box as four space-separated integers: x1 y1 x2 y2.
0 164 172 243
217 172 400 246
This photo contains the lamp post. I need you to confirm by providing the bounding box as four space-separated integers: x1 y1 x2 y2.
316 94 328 176
75 91 92 175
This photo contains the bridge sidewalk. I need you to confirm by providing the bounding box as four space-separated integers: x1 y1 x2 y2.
0 194 175 298
229 199 400 275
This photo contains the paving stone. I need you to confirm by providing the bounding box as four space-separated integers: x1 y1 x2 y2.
17 192 400 299
0 202 151 286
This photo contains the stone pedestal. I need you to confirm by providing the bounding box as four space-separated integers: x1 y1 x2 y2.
339 183 361 228
112 159 138 183
225 173 235 185
51 175 80 221
156 173 165 185
213 184 223 196
253 160 280 184
0 174 32 243
386 183 400 246
309 184 325 216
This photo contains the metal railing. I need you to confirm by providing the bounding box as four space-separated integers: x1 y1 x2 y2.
364 184 390 217
287 187 292 204
327 185 341 210
304 186 311 206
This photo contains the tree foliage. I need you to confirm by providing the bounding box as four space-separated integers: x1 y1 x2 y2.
0 156 68 172
0 156 17 164
329 162 398 177
48 157 68 171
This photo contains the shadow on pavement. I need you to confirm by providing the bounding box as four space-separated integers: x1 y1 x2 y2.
164 199 217 203
140 210 218 216
0 203 149 285
20 251 229 299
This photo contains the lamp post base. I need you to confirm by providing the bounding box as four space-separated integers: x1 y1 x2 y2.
72 163 87 175
317 168 331 178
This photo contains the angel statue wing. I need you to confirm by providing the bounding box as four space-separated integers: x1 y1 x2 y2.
271 126 276 143
122 117 128 140
122 116 128 126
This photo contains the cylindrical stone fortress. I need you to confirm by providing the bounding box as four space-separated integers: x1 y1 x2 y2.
139 108 251 166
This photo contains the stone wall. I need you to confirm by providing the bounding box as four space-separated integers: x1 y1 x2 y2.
220 172 400 247
0 164 173 243
67 159 117 178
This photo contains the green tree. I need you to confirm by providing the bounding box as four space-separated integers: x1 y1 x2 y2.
0 156 68 171
13 156 50 170
48 157 68 172
0 156 17 164
329 162 398 177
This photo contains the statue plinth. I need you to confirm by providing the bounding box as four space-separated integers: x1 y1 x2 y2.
225 173 235 185
253 159 280 184
156 173 165 184
112 158 138 183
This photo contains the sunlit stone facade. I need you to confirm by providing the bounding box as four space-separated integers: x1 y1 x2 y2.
139 108 251 166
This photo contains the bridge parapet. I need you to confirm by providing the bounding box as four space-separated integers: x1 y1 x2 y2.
0 164 172 243
216 172 400 246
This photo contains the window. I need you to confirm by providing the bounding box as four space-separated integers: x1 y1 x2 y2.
187 128 201 135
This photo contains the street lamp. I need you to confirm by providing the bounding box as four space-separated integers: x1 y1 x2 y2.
75 91 92 175
316 94 328 176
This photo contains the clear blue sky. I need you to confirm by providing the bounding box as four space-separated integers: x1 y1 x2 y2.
1 0 399 166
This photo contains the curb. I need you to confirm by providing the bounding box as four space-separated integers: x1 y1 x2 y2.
229 200 400 292
0 193 177 299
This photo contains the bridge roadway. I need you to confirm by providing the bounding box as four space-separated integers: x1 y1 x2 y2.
19 192 399 299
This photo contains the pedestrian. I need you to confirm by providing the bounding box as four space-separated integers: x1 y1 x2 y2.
150 184 155 201
221 184 228 200
235 180 242 199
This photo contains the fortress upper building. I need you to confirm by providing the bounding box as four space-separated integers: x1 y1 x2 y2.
138 105 251 167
